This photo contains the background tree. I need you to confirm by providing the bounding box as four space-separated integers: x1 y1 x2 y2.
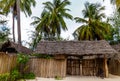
0 0 36 44
73 2 111 40
31 0 73 41
0 17 9 42
107 10 120 44
0 27 10 42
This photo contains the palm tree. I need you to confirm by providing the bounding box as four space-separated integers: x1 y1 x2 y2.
17 0 21 45
0 0 36 45
73 2 111 40
31 0 72 40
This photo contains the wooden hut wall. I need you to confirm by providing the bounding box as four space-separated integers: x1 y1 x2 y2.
27 57 66 78
109 59 120 76
67 58 104 76
82 59 97 76
0 52 17 74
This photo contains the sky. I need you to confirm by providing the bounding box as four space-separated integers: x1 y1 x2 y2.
6 0 113 44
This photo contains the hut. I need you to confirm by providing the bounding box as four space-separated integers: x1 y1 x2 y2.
32 40 117 78
109 43 120 75
0 41 33 74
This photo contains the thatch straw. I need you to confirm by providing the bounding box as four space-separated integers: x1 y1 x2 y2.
35 40 117 56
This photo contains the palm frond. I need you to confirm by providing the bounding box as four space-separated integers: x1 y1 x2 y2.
43 1 54 12
74 17 88 23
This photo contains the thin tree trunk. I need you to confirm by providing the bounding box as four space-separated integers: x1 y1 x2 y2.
17 0 21 45
12 14 15 42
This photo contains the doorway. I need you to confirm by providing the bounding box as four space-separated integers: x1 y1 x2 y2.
67 56 97 76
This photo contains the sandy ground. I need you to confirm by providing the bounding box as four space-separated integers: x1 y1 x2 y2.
26 74 120 81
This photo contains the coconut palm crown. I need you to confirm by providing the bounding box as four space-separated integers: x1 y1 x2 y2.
0 0 36 44
73 2 111 40
31 0 73 41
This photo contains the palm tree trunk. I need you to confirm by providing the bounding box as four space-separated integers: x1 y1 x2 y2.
12 14 15 42
17 0 21 45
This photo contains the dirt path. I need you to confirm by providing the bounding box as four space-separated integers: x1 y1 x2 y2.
26 74 120 81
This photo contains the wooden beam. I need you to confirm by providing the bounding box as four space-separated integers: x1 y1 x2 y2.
54 55 66 60
104 55 109 78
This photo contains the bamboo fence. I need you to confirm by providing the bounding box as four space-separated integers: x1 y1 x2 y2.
0 53 66 78
0 52 17 74
27 57 66 78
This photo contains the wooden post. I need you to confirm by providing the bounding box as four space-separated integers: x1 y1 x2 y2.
80 60 82 76
104 55 109 78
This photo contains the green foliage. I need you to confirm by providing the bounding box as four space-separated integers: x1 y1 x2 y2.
31 0 72 41
73 2 111 40
0 27 10 42
29 31 42 50
17 53 29 64
0 53 35 81
9 68 21 81
8 53 36 81
0 0 36 17
23 72 35 79
0 73 9 81
107 11 120 43
55 76 63 80
32 53 53 59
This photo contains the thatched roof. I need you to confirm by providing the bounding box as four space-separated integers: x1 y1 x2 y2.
111 43 120 59
111 43 120 52
35 40 117 56
0 41 33 54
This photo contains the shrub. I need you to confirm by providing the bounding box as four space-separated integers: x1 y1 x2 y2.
23 72 35 79
0 73 9 81
9 68 21 81
17 53 29 64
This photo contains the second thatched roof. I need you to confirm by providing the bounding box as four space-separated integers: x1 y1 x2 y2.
111 43 120 52
111 43 120 59
35 40 117 56
0 41 33 54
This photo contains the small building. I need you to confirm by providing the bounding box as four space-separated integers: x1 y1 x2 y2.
0 41 33 74
109 43 120 75
32 40 117 78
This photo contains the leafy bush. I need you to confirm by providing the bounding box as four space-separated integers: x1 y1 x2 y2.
0 73 9 81
4 53 36 81
23 72 35 79
9 68 21 81
17 53 29 64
